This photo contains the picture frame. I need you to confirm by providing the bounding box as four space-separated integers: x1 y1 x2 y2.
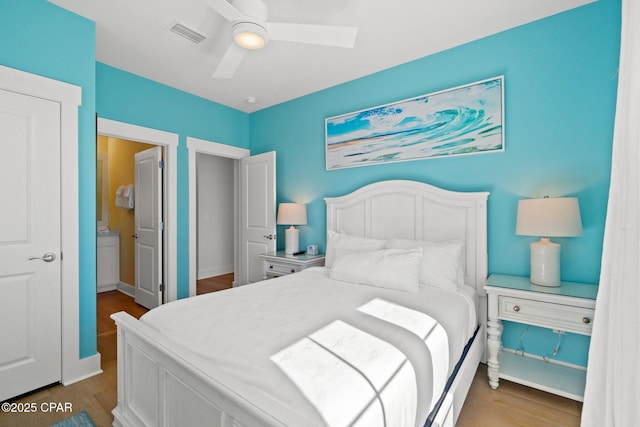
325 76 504 170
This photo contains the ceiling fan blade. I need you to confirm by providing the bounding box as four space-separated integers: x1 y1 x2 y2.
267 23 358 48
211 43 247 79
203 0 244 22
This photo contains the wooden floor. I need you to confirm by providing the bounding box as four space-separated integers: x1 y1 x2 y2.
0 273 582 427
457 367 582 427
195 272 234 294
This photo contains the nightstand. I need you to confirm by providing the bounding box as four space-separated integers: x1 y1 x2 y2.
259 251 325 279
485 274 598 401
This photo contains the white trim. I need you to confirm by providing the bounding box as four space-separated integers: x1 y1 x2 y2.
98 118 179 302
187 137 250 159
197 265 235 280
117 281 136 297
0 65 81 105
96 152 109 226
98 118 177 147
61 354 103 386
187 137 249 296
0 65 101 385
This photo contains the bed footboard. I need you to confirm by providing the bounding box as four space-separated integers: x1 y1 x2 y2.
110 311 291 427
111 310 483 427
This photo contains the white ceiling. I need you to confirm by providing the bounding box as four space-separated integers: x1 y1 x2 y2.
49 0 593 113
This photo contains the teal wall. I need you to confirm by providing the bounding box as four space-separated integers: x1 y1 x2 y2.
96 63 250 300
250 0 621 366
0 0 621 367
0 0 97 358
0 0 249 359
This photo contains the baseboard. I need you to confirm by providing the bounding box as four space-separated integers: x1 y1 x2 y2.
62 353 102 386
197 265 234 280
117 282 135 297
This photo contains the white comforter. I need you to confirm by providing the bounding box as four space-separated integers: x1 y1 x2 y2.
141 267 476 427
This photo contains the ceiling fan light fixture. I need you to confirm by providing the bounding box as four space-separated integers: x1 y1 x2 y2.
233 22 268 49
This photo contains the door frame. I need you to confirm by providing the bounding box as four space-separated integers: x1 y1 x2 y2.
97 118 179 303
0 65 101 385
187 137 249 297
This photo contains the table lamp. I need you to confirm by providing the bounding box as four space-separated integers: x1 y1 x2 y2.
516 197 582 287
277 203 307 254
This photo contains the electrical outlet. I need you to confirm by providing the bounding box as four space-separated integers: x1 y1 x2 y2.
552 329 565 335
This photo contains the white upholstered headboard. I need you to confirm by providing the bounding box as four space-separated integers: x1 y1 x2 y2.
324 180 489 297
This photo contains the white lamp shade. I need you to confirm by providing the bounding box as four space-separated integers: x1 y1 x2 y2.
516 197 582 287
516 197 582 237
277 203 307 226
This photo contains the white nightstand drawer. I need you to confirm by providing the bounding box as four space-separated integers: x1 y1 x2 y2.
265 262 300 276
499 295 594 335
260 252 326 280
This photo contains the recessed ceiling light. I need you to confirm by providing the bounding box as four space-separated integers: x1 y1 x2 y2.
233 22 268 49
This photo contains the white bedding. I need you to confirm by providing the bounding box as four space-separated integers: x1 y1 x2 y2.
141 267 476 427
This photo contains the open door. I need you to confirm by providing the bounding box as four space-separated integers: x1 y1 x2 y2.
238 151 276 285
134 146 163 309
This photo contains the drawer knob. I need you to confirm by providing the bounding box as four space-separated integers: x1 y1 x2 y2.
582 317 591 324
269 265 274 269
291 269 295 273
513 305 521 312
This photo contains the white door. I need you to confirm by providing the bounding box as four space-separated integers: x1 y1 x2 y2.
134 146 163 309
0 88 61 401
238 152 276 284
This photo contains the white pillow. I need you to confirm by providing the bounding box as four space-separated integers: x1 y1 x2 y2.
329 248 423 293
386 239 465 290
325 230 387 267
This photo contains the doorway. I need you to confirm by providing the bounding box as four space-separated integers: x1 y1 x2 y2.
96 135 159 305
187 137 248 296
196 152 235 292
97 118 178 302
187 138 276 293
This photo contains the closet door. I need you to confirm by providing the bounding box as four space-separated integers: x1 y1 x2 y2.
0 88 61 401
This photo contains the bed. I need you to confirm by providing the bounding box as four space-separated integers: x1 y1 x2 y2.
111 180 489 427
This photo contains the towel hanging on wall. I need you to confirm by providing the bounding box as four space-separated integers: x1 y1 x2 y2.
115 185 134 209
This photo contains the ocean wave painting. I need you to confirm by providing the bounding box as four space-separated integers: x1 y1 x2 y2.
325 76 504 170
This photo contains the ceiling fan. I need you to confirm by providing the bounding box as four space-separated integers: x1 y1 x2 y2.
204 0 358 78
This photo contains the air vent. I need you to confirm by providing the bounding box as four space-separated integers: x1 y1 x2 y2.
168 21 206 44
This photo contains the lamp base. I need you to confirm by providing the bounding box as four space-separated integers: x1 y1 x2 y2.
284 226 299 255
530 238 561 287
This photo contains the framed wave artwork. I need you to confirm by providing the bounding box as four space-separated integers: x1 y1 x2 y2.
325 76 505 170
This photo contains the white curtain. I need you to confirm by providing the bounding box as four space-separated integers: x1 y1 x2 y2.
581 1 640 426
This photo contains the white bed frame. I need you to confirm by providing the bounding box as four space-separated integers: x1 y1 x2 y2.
111 180 489 427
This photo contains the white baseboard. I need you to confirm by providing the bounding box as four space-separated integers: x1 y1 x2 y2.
197 265 234 280
117 281 135 297
97 284 117 293
62 353 102 386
